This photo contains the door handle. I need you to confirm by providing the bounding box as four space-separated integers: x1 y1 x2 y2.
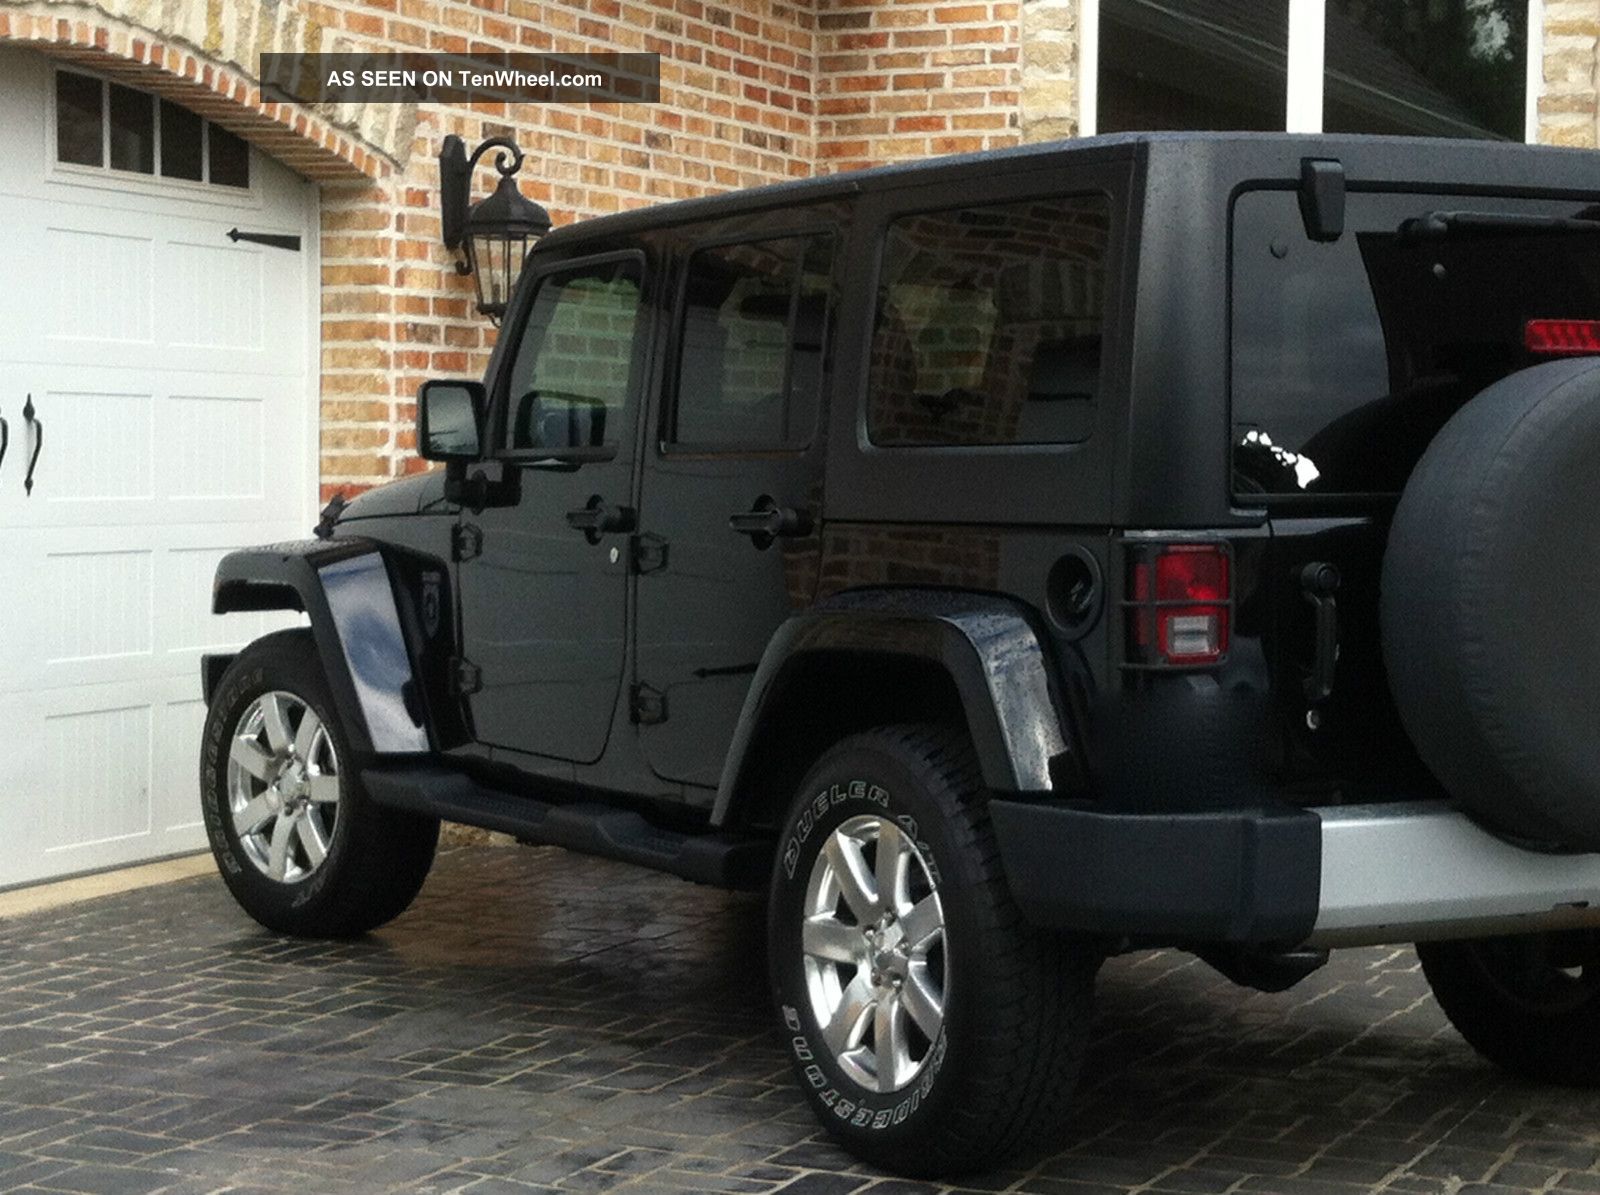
729 498 812 549
565 496 636 543
0 410 8 478
1300 562 1341 704
22 394 41 496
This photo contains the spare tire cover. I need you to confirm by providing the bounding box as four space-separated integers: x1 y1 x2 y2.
1383 357 1600 849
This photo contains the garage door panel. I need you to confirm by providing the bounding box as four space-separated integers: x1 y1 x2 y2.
42 699 155 851
47 224 156 344
6 369 300 529
0 199 304 377
40 387 156 501
167 239 265 352
165 392 267 500
0 679 207 888
155 695 209 836
2 524 306 695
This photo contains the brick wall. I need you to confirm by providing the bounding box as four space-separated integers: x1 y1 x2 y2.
814 0 1022 173
1540 0 1600 148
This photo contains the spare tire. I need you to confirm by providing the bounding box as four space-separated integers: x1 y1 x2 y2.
1382 357 1600 850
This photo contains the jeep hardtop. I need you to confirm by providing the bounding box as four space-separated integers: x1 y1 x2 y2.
202 131 1600 1176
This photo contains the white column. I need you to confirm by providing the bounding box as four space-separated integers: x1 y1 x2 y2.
1285 0 1326 133
1078 0 1099 137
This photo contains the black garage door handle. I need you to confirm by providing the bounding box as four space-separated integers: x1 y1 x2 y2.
22 395 41 496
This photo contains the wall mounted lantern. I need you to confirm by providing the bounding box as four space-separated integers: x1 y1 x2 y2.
439 133 552 324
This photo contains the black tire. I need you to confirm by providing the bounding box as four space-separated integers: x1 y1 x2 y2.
1418 931 1600 1085
1382 358 1600 848
201 629 438 937
767 723 1100 1177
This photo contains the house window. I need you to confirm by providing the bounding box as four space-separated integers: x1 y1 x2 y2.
1083 0 1540 143
54 71 252 189
1097 1 1290 134
1323 0 1530 139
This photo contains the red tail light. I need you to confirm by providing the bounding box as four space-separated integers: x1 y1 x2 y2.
1128 544 1231 667
1525 318 1600 356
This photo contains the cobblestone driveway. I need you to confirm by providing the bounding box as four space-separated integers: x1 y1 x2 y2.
3 845 1599 1195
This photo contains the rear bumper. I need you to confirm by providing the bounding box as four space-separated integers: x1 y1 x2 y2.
990 798 1600 948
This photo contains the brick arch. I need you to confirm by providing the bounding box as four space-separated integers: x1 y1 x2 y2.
0 3 409 181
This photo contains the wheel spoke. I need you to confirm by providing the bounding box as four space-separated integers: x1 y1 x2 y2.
825 833 880 923
232 795 275 837
898 894 944 953
307 774 340 805
873 992 909 1092
875 821 910 915
803 915 862 965
266 816 294 880
821 972 876 1057
261 694 292 753
231 737 274 782
902 961 944 1039
296 814 329 869
292 707 323 761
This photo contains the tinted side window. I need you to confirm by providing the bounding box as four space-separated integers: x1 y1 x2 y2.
672 236 832 448
867 194 1110 448
505 257 645 452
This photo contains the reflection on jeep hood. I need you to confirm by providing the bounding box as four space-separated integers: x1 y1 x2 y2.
338 471 449 520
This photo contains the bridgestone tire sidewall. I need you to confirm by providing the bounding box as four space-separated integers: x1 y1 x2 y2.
767 740 981 1150
201 633 358 929
1382 358 1600 848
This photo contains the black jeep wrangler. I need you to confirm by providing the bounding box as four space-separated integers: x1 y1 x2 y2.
201 132 1600 1176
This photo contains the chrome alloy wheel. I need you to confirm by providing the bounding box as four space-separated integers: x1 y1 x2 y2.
227 691 340 883
801 814 947 1093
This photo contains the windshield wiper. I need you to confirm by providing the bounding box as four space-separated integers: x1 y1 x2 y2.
1400 210 1600 239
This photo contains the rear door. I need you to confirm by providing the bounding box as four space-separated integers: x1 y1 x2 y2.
634 226 837 789
1230 185 1600 789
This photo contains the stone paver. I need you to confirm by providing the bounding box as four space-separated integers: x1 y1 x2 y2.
1 845 1598 1194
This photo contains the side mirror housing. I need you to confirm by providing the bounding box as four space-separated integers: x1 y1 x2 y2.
418 379 486 462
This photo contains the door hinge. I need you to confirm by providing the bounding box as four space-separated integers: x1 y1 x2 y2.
452 522 483 562
632 532 669 574
631 682 667 725
452 657 482 696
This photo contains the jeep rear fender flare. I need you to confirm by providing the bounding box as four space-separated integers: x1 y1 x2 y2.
711 590 1081 827
210 538 430 758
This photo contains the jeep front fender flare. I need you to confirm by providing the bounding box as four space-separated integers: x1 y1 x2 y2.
211 538 430 757
712 590 1082 826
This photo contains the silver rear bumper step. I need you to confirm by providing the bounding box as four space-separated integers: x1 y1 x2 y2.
1309 802 1600 947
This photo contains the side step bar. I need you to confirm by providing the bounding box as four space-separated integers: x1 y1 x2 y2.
1309 802 1600 947
362 765 771 890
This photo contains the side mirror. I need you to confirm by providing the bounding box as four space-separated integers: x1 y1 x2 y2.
418 380 485 462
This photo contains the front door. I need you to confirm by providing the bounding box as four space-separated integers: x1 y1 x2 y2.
456 251 651 764
634 230 836 789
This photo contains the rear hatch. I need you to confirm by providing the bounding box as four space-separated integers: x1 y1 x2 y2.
1230 183 1600 795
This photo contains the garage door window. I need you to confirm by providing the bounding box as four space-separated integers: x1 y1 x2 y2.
54 71 250 190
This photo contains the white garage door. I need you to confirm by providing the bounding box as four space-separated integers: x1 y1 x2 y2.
0 50 319 888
